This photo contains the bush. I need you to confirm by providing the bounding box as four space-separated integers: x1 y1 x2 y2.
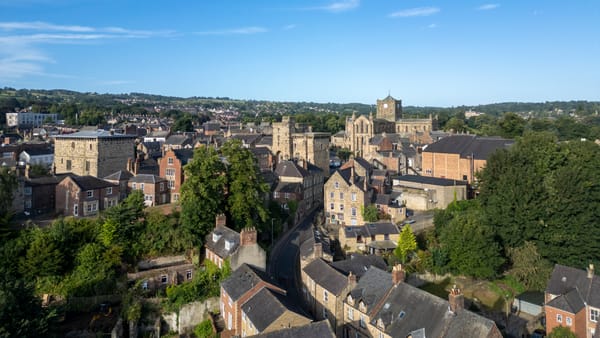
194 319 216 338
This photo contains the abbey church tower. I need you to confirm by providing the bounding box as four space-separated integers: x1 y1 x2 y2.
376 95 402 122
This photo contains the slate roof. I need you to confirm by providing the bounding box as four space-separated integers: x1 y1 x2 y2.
242 287 307 333
251 320 335 338
546 264 600 308
331 254 387 279
53 130 135 139
370 281 498 337
336 168 367 192
203 122 221 131
104 170 134 181
348 267 394 314
205 225 240 259
129 174 166 184
340 157 372 172
303 258 348 296
393 175 468 187
21 148 53 156
373 193 391 205
546 288 586 314
68 175 117 190
344 223 399 239
275 161 310 178
274 182 302 194
165 134 192 146
256 136 272 146
231 133 262 145
423 135 513 160
26 174 69 186
221 264 276 302
249 147 271 156
172 149 194 164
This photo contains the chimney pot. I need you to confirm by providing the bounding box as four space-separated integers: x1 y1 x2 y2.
215 214 227 228
392 264 405 284
348 271 357 287
448 284 464 314
588 264 595 279
241 227 257 246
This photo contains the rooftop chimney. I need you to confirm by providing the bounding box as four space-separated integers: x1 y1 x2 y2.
348 271 357 288
392 264 405 285
313 242 323 259
588 264 595 279
215 214 226 228
448 285 464 314
240 227 257 246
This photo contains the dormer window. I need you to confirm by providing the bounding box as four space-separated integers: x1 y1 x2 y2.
224 239 234 251
347 295 354 305
377 318 385 329
359 301 366 312
212 232 222 243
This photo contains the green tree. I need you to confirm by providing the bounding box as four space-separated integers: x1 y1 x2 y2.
180 146 227 242
547 325 577 338
0 167 17 235
507 241 552 291
362 205 379 222
172 113 194 132
394 225 417 263
220 140 269 230
444 117 466 133
19 232 64 278
497 112 525 138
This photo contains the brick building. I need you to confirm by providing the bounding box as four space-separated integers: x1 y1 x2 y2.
128 174 169 206
55 175 119 217
158 148 193 202
53 130 135 178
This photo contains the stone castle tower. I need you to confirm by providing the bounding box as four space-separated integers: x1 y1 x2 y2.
376 95 402 122
272 117 330 176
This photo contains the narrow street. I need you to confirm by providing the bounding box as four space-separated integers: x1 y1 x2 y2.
268 209 318 305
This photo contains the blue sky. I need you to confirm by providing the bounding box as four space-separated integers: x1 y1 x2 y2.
0 0 598 106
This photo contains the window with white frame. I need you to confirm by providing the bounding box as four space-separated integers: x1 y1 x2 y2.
169 180 175 189
351 192 357 201
132 183 137 189
591 308 599 322
351 207 357 217
86 190 93 198
161 275 168 284
106 187 112 195
186 269 193 280
168 157 174 165
165 168 175 176
348 307 354 320
557 313 562 323
359 314 366 328
566 316 572 326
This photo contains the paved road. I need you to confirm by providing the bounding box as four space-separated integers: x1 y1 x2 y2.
268 209 318 305
403 210 435 233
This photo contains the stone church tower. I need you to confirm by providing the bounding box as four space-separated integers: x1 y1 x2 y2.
271 116 294 162
376 95 402 122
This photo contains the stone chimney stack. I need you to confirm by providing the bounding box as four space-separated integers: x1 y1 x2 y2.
24 163 30 179
215 214 226 228
448 285 464 314
392 264 405 285
313 242 323 259
348 271 357 288
127 158 133 173
240 227 257 246
588 263 595 279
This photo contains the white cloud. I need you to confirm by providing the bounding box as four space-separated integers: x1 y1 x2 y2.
477 4 500 11
195 26 268 36
0 21 174 80
320 0 359 13
283 24 297 30
389 7 440 18
428 23 438 29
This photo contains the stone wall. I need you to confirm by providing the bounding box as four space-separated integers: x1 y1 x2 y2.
161 297 220 334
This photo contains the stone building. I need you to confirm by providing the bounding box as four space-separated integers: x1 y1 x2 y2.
336 95 434 159
272 117 330 175
53 130 135 178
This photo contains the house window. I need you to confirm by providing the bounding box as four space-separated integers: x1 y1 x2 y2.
359 315 366 328
378 332 384 338
132 183 137 189
169 180 175 188
566 317 572 326
463 175 468 180
66 160 71 170
85 160 90 172
330 192 334 199
425 169 432 175
25 199 32 209
340 204 344 211
557 313 562 323
160 182 164 191
323 307 328 319
351 192 357 201
142 280 148 290
330 203 334 210
384 234 390 240
24 186 32 195
86 190 93 198
106 187 112 195
140 183 145 190
174 193 179 201
340 192 344 199
348 307 354 320
351 207 357 217
591 308 599 322
73 204 78 216
186 269 193 280
323 290 328 302
168 157 174 165
334 181 339 189
161 275 168 285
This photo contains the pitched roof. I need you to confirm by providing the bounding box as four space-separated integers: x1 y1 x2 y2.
546 288 586 314
172 149 194 164
251 320 335 338
241 287 307 332
129 174 167 184
275 161 310 178
349 266 394 314
104 170 134 181
221 264 275 302
21 148 53 156
331 253 387 279
303 258 348 295
26 174 69 186
67 175 117 190
274 182 302 194
165 134 192 145
205 225 240 259
546 264 600 308
423 135 513 160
